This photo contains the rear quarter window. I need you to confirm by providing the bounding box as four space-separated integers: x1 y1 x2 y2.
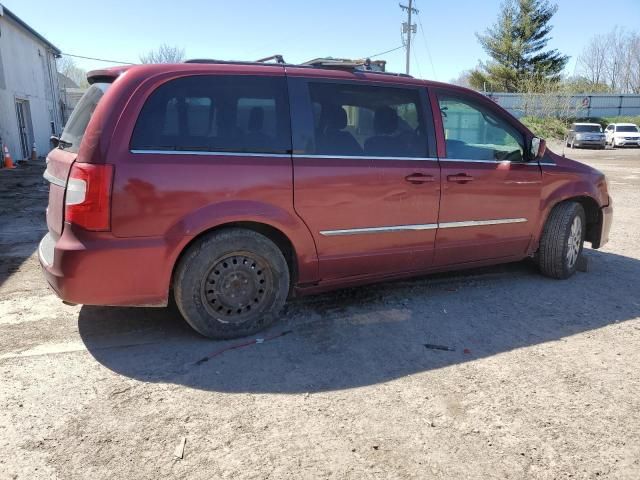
130 75 291 154
59 83 110 153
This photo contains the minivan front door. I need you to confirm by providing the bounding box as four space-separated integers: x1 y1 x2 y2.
432 89 542 266
288 74 440 280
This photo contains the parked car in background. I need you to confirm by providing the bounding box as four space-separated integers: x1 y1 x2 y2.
39 60 613 339
566 123 606 149
605 123 640 148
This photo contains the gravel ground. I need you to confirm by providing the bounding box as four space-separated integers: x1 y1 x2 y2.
1 144 639 479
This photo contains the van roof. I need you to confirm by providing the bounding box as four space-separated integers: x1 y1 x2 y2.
86 61 454 89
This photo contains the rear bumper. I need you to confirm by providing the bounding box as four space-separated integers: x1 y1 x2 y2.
39 226 176 306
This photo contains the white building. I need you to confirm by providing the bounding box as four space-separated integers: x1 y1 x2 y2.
0 3 62 161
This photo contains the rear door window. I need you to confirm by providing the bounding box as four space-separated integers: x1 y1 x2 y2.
289 79 432 158
59 83 110 153
130 75 291 154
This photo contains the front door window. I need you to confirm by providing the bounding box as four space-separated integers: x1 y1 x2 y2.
438 97 524 162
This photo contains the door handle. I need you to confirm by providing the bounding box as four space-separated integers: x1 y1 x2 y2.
405 173 435 184
447 174 474 183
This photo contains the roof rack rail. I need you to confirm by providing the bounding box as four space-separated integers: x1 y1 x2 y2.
184 58 283 66
255 54 286 64
301 57 412 78
183 57 411 77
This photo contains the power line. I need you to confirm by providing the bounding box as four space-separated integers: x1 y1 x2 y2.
61 52 135 65
415 9 437 80
366 45 405 59
412 42 423 78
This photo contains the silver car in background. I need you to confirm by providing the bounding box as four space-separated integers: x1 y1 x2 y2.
566 123 606 149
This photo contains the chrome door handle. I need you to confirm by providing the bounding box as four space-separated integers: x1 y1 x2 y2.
447 174 474 183
405 173 435 184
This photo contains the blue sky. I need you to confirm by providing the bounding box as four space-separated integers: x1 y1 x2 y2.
5 0 640 81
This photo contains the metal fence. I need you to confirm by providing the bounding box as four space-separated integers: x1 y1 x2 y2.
484 93 640 119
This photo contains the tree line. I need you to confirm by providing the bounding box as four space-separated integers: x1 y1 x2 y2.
453 0 639 95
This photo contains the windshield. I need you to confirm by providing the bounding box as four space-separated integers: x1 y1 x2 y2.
574 125 602 133
59 83 110 153
617 125 639 133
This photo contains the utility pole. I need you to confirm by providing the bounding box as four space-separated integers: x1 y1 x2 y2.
399 1 418 75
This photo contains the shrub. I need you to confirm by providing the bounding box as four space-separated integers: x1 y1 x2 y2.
521 116 640 139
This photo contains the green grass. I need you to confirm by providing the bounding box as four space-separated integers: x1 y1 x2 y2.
521 116 640 140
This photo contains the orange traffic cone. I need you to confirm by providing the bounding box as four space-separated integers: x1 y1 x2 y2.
31 142 37 161
3 145 16 169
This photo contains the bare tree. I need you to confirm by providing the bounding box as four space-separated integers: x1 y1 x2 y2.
605 27 627 92
139 44 186 64
450 70 473 88
578 27 640 93
625 32 640 93
577 34 608 86
57 57 90 88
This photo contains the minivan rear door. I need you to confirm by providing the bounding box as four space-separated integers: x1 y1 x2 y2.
43 83 110 238
287 72 440 280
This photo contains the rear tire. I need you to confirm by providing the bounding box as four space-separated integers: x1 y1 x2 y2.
537 202 586 280
174 228 290 339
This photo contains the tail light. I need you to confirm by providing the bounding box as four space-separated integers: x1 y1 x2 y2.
65 163 114 231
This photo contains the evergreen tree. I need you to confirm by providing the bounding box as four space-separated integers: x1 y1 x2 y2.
470 0 569 92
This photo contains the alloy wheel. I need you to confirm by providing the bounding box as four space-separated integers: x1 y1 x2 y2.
566 216 582 268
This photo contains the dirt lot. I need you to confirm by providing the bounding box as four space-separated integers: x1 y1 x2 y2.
1 144 639 479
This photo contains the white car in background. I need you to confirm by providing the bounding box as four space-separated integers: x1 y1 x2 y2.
605 123 640 148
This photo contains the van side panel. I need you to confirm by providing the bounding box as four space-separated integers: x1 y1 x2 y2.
107 69 320 292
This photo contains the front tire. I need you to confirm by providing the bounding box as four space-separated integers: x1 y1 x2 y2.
537 202 586 280
174 228 290 339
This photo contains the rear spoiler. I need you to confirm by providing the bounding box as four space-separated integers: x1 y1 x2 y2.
86 66 132 85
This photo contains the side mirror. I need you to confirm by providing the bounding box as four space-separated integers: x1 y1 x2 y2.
530 137 546 160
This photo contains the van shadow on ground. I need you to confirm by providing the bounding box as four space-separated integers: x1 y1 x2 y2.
79 249 640 394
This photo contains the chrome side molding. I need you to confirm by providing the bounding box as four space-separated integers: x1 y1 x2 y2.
438 218 528 229
320 223 438 236
320 218 527 236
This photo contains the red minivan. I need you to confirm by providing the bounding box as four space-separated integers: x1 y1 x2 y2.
40 60 613 338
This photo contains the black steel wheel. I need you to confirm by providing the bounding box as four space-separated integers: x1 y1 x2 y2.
202 253 273 323
174 229 290 339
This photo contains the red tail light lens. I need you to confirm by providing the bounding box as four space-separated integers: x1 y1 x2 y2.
65 163 114 231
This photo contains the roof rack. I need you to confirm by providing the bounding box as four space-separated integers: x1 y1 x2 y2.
255 54 286 64
184 56 412 77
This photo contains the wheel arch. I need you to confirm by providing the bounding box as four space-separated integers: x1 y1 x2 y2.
535 194 603 252
169 221 301 295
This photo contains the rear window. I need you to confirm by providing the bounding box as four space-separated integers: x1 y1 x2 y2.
617 125 639 133
59 83 110 153
130 75 291 154
574 124 602 133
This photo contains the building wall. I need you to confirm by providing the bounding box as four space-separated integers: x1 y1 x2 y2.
0 11 61 160
486 93 640 119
